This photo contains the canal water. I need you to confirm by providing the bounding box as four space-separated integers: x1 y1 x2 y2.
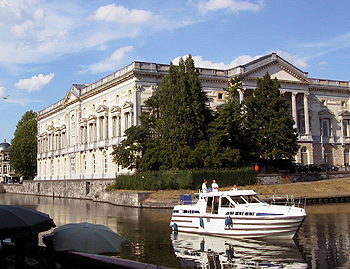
0 193 349 269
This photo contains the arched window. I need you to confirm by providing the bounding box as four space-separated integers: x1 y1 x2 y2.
301 147 308 165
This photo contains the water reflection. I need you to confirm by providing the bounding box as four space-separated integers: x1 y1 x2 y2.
296 203 350 269
171 232 308 268
0 194 181 268
2 193 350 269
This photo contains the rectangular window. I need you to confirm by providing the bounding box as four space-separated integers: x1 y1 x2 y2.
343 119 350 137
321 119 330 137
299 118 305 134
70 158 75 173
112 116 117 137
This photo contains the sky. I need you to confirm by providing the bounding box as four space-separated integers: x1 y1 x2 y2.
1 0 350 142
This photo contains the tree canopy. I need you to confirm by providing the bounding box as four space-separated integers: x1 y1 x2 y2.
112 64 299 172
112 55 214 170
9 110 38 179
243 72 299 166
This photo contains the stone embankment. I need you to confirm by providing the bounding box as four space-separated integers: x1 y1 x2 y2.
2 179 153 208
3 172 350 208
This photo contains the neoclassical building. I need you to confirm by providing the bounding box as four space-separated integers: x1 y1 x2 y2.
0 139 16 183
37 53 350 180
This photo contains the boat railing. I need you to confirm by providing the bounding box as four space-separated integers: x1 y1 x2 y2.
261 195 306 208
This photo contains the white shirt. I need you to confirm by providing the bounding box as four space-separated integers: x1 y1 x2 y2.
211 182 219 192
202 182 208 193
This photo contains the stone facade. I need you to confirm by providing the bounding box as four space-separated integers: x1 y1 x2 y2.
0 140 16 183
37 53 350 181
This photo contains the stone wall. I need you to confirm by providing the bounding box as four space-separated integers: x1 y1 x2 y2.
258 171 350 185
4 172 350 207
2 179 152 207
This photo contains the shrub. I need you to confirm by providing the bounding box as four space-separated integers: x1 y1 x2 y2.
110 168 256 191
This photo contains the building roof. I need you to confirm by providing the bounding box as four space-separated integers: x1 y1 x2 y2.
0 139 10 152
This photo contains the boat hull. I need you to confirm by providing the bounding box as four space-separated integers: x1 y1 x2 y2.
170 214 305 239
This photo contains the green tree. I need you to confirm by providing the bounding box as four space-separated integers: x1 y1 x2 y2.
156 56 212 148
204 77 243 168
112 55 213 170
243 72 299 166
9 110 38 179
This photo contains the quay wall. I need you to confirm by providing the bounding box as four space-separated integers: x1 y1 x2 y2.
2 179 152 208
3 171 350 208
257 171 350 185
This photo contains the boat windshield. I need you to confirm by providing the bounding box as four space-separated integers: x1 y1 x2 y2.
229 195 262 205
241 195 263 203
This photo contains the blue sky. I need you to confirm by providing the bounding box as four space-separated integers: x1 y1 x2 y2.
1 0 350 141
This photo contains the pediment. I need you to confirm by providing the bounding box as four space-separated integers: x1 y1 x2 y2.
88 114 97 122
297 107 313 115
63 90 79 104
96 105 109 113
122 101 133 109
237 53 310 84
318 109 333 117
339 110 350 117
79 118 87 126
111 106 121 113
46 125 54 131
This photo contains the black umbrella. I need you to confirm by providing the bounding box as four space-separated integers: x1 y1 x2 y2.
0 205 56 239
52 222 127 255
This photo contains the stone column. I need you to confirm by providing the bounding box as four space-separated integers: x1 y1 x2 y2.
303 93 310 135
133 85 141 126
291 92 298 129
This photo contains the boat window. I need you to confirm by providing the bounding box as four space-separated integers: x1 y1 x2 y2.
230 196 246 204
206 196 219 214
220 197 233 207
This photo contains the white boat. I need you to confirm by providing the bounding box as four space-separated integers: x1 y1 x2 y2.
169 190 306 239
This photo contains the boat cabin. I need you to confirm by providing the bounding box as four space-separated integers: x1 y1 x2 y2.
197 190 264 214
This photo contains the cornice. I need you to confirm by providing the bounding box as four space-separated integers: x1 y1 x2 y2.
38 72 136 120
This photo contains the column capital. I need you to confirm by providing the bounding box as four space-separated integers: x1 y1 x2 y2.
303 92 310 98
292 92 298 98
236 88 246 93
133 85 143 91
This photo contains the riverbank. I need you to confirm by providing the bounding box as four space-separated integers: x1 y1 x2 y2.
142 177 350 206
3 177 350 208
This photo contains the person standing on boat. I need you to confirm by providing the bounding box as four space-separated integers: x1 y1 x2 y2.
211 179 219 192
202 180 209 193
231 184 238 191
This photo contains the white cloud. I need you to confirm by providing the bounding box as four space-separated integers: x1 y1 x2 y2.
90 4 152 25
0 86 5 97
318 61 328 66
273 50 309 69
80 46 134 74
197 0 264 15
15 73 55 92
173 52 309 71
172 54 263 69
0 1 181 64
